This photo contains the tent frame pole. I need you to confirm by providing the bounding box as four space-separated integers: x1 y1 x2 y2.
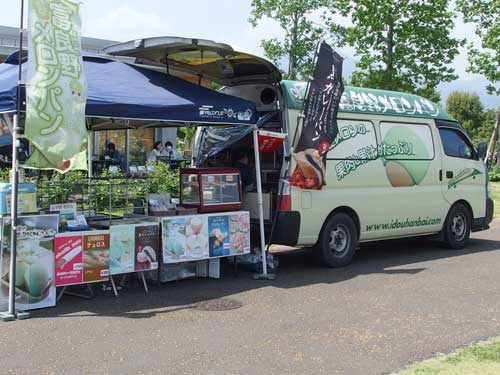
252 127 275 280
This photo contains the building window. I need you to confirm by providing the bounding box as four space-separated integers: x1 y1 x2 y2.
129 129 155 165
94 128 155 167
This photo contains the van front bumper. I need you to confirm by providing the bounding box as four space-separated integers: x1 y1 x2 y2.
472 198 494 232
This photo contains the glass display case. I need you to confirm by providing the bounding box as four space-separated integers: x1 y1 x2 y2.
180 168 242 213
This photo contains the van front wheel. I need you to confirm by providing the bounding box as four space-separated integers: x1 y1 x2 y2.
317 213 358 267
443 203 471 249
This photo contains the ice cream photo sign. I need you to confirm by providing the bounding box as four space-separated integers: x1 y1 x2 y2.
162 212 250 264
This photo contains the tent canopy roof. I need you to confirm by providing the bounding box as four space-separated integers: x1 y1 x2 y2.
0 53 258 129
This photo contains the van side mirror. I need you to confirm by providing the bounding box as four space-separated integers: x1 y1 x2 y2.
477 143 487 160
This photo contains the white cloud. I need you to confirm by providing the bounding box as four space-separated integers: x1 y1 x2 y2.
82 4 169 41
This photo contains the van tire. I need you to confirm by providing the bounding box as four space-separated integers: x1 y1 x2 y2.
443 203 471 249
317 213 358 267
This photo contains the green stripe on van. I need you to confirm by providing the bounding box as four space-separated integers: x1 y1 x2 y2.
282 80 454 121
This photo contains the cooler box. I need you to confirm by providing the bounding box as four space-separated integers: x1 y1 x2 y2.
0 182 37 214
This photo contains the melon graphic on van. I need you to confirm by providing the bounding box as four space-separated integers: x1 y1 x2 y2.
381 125 432 187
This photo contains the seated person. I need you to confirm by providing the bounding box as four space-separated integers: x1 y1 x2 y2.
162 141 183 160
148 141 164 162
104 142 125 171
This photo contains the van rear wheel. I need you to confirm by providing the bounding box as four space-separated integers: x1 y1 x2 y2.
317 213 357 267
443 203 471 249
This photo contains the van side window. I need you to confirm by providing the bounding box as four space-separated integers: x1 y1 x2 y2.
439 128 474 159
328 120 378 160
379 123 434 160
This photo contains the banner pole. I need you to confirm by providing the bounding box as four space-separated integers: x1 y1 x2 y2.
2 0 26 322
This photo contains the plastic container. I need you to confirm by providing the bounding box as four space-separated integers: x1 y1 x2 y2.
0 182 37 214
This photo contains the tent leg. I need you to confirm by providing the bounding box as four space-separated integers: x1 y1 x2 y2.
87 131 93 176
251 127 275 280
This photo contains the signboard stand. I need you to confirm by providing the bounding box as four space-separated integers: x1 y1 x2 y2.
109 276 119 297
109 272 149 297
140 272 149 294
57 285 95 302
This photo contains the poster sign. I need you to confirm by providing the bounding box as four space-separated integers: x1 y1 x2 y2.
290 42 344 190
54 233 82 286
163 212 250 264
0 214 59 311
110 223 159 275
110 225 135 275
134 225 159 272
54 230 109 286
209 215 230 257
83 232 110 282
228 212 251 255
26 0 88 172
163 216 209 263
50 203 77 225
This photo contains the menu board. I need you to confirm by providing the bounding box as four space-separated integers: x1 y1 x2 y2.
1 215 59 311
54 231 110 286
110 223 159 275
163 211 250 264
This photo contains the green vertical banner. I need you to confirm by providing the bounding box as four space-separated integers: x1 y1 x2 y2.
26 0 88 172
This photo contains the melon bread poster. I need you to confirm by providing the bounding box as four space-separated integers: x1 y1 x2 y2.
0 215 59 310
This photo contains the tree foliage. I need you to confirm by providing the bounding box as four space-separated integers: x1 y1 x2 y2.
446 91 498 145
446 91 484 139
457 0 500 95
249 0 327 80
325 0 463 101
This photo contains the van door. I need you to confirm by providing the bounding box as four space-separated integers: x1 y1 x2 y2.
437 121 486 221
371 121 446 238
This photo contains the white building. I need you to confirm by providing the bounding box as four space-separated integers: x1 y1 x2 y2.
0 25 117 62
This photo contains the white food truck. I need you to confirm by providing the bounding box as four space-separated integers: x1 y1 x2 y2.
105 37 493 267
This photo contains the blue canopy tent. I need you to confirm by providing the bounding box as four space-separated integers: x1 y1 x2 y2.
0 53 258 127
0 52 272 282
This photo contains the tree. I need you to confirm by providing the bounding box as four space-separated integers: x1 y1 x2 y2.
457 0 499 96
446 91 484 140
477 109 500 144
457 0 499 164
249 0 327 80
325 0 463 101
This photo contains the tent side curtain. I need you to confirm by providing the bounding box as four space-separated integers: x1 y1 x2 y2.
198 111 278 162
0 53 258 127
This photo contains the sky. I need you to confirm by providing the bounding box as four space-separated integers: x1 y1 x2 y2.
0 0 495 107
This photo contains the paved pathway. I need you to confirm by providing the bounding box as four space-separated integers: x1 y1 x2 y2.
1 221 500 374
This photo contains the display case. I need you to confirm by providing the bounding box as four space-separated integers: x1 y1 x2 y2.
180 168 242 213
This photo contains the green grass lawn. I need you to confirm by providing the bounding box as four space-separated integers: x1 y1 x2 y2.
394 337 500 375
492 182 500 219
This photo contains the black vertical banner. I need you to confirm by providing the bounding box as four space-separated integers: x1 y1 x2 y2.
290 42 344 190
